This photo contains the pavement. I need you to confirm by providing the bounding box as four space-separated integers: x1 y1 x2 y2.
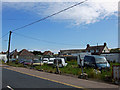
1 65 120 89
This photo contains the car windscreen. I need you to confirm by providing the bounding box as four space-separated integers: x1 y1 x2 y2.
49 60 54 62
33 60 40 63
43 59 48 61
95 57 107 64
25 60 31 62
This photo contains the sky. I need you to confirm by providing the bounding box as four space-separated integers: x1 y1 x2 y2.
1 0 119 53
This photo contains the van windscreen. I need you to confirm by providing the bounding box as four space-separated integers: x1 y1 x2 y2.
95 57 107 64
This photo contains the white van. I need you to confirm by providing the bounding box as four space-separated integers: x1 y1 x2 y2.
42 58 49 64
54 58 67 67
47 58 55 65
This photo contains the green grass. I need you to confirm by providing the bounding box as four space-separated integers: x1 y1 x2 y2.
7 61 24 67
59 61 81 75
34 64 56 72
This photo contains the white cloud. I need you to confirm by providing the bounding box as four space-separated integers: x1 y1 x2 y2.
3 0 119 25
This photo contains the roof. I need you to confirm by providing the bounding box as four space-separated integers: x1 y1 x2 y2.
60 49 86 54
0 51 7 54
86 45 105 52
18 49 34 56
86 43 108 55
60 49 86 52
9 49 18 56
43 51 53 55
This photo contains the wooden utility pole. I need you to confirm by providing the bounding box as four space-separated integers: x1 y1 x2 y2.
7 31 12 63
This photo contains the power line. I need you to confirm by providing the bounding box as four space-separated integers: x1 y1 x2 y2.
13 32 81 46
0 32 9 40
3 18 118 21
12 0 88 32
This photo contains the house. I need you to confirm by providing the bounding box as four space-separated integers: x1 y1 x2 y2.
86 43 110 55
43 51 54 56
9 49 18 59
60 49 86 55
18 49 35 61
9 49 35 61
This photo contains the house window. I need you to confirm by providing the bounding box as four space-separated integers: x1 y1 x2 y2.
104 50 105 53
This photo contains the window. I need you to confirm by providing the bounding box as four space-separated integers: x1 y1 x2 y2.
104 50 105 53
84 56 95 64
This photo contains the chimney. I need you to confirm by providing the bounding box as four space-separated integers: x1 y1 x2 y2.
104 43 107 46
87 44 90 48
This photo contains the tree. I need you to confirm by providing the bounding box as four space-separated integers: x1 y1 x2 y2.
31 51 43 55
110 48 120 53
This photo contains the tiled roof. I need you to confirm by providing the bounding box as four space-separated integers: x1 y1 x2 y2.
43 51 53 55
86 43 110 55
18 49 34 56
86 45 105 54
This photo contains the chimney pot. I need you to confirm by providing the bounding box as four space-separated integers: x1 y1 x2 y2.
87 44 90 48
104 43 107 46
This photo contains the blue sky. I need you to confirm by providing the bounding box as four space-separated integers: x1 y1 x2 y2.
2 1 118 53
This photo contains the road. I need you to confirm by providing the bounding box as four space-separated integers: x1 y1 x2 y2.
2 68 76 89
1 65 120 90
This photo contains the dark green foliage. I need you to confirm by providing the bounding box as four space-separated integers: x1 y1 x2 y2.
110 48 120 53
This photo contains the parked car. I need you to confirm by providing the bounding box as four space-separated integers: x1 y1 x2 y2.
32 60 43 66
24 60 32 66
84 55 110 69
42 58 49 64
47 58 55 65
53 58 67 67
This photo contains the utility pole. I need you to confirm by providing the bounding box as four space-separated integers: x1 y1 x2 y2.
7 31 12 63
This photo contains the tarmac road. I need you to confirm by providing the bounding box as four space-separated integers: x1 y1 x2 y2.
2 68 77 89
